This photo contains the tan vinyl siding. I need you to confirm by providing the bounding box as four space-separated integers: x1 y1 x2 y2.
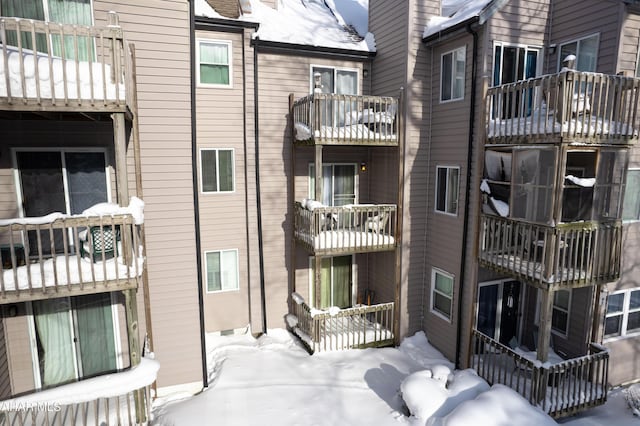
0 317 10 399
94 1 201 388
620 10 640 74
549 0 622 74
3 304 34 395
259 53 365 328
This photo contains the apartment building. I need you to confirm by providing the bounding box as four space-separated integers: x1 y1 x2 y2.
1 0 640 423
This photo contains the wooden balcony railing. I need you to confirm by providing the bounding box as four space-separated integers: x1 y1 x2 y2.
478 214 622 288
0 12 132 111
289 292 394 352
471 330 609 418
0 214 143 304
486 70 640 145
293 202 397 255
292 94 398 145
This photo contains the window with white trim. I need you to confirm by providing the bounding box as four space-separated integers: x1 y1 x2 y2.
431 269 454 321
198 40 231 87
205 249 239 293
605 288 640 339
551 289 571 336
558 34 598 72
201 148 234 193
435 166 459 215
441 47 465 102
623 169 640 221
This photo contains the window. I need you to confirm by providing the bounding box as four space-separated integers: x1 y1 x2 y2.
311 66 358 126
435 166 459 215
441 47 465 102
310 256 352 309
623 169 640 221
605 289 640 339
201 149 234 193
309 164 357 206
493 44 539 86
198 40 231 87
551 289 571 336
431 269 454 321
205 249 239 293
558 34 598 72
1 0 94 60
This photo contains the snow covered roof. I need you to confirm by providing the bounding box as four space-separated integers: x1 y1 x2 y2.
423 0 505 40
195 0 375 52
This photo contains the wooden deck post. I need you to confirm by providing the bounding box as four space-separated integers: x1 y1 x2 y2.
537 287 554 362
314 255 322 308
113 112 133 267
124 288 145 422
315 144 323 201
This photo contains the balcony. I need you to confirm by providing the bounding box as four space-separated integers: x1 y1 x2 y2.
0 213 144 304
478 214 622 288
486 70 640 145
471 330 609 418
0 13 132 112
288 292 394 352
292 94 398 146
293 202 397 255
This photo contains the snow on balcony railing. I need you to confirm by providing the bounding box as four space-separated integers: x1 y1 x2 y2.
294 201 396 255
288 292 394 352
0 13 130 109
292 94 398 145
486 70 640 144
0 198 145 302
0 357 159 425
471 330 608 418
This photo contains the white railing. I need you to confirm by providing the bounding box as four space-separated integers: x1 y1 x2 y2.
0 214 143 302
0 12 131 109
294 202 396 255
290 293 394 352
292 94 398 145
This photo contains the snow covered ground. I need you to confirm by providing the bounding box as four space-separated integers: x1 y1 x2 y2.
147 329 640 426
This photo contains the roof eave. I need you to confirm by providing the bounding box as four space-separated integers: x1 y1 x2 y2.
250 38 376 60
422 16 480 44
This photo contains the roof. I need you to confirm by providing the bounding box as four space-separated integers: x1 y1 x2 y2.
423 0 506 40
195 0 375 53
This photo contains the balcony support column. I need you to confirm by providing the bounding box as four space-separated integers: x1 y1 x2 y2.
315 144 323 201
113 112 132 266
537 287 553 362
314 255 322 308
124 287 146 423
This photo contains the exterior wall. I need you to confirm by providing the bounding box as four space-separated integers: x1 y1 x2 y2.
194 28 260 334
618 7 640 74
548 0 623 74
0 317 9 399
93 0 202 389
258 51 365 328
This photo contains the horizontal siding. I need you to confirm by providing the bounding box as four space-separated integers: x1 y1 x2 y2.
94 0 201 389
619 10 640 74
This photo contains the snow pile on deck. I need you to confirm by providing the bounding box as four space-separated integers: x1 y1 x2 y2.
195 0 375 52
0 45 126 100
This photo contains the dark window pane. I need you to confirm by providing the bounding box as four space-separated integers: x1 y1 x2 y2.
436 168 447 212
218 150 234 192
441 53 452 100
604 315 622 337
552 310 568 333
201 150 218 192
206 252 221 292
607 293 625 313
630 290 640 310
434 293 451 318
627 311 640 334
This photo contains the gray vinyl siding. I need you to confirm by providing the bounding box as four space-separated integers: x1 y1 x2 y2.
620 9 640 74
0 316 9 399
94 1 201 389
548 0 623 74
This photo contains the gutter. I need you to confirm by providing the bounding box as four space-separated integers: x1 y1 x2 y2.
250 38 376 60
455 22 479 369
189 0 209 388
194 16 260 32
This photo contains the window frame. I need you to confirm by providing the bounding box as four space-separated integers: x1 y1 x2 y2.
431 268 454 322
440 46 466 103
204 249 240 294
309 65 360 95
308 163 359 206
197 39 233 88
200 148 235 194
551 289 572 337
622 168 640 222
604 288 640 341
435 165 460 216
557 33 599 72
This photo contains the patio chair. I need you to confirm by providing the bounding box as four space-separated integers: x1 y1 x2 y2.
80 225 120 262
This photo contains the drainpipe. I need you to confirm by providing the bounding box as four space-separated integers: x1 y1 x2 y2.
455 22 478 369
188 0 209 388
253 43 268 334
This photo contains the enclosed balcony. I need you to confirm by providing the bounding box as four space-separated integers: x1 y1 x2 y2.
486 70 640 145
479 145 628 288
294 201 396 255
0 12 132 112
291 94 399 146
0 210 144 304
